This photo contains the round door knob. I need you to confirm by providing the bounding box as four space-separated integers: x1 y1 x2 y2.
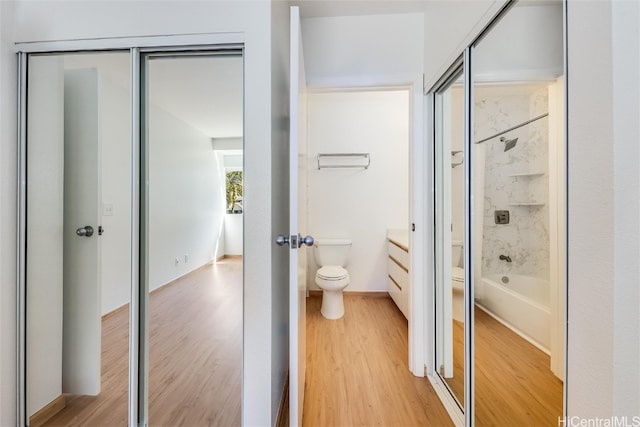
275 235 289 246
299 235 314 247
76 226 94 237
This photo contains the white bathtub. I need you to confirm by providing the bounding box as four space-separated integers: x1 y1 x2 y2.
475 273 550 352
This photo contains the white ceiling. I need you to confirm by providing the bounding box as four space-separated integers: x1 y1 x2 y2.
148 55 243 138
64 52 243 139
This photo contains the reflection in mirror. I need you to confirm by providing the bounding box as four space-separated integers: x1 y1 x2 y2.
434 70 465 409
472 1 565 425
144 53 243 425
26 51 131 425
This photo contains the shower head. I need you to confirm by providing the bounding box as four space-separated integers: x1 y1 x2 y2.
500 136 518 152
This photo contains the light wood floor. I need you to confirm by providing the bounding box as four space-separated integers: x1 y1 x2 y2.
442 306 563 426
42 258 242 426
303 294 454 427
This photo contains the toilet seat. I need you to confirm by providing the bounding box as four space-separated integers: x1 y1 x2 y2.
317 266 348 280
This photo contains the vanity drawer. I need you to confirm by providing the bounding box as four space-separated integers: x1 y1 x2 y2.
387 241 406 267
388 276 402 310
387 258 406 288
400 249 409 269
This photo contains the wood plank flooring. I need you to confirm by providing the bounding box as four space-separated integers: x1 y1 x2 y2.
473 307 563 426
303 294 454 427
441 306 563 426
42 258 242 426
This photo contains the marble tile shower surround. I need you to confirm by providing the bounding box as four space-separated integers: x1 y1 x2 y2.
474 87 550 280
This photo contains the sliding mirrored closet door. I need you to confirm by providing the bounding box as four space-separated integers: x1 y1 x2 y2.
432 1 566 425
470 1 566 425
20 46 245 426
23 51 132 426
434 65 467 411
140 50 244 426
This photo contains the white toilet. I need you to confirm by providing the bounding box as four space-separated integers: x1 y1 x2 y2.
314 239 352 320
452 240 465 323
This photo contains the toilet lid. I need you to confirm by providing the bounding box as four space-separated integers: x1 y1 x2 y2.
317 266 348 280
452 267 465 281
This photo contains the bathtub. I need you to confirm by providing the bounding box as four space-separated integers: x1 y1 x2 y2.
475 273 550 352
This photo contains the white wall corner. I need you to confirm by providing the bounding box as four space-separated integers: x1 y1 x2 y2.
566 0 616 418
612 0 640 417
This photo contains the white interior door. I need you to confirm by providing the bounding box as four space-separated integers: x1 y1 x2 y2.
289 6 309 426
62 68 102 395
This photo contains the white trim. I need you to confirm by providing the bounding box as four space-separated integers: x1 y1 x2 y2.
306 75 427 376
408 75 427 376
307 73 421 91
15 32 245 53
428 374 464 427
462 46 474 427
17 51 28 427
424 92 436 376
129 47 141 427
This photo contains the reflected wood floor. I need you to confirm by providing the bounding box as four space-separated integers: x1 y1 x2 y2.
303 294 454 427
42 258 242 427
444 306 563 426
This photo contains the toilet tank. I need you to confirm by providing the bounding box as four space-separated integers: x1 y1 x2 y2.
314 239 352 267
452 240 464 268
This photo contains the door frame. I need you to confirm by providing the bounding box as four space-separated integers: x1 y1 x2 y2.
304 75 427 376
16 33 245 427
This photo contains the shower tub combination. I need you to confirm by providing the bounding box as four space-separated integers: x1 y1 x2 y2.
475 273 550 352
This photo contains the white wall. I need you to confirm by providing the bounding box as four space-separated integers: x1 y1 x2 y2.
302 12 424 85
3 1 279 425
474 4 564 81
306 90 409 292
224 214 243 256
612 0 640 417
148 101 224 291
0 2 17 424
567 0 640 419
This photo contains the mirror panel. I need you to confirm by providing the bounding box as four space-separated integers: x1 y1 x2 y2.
25 51 131 425
434 69 466 409
471 1 565 425
143 53 243 425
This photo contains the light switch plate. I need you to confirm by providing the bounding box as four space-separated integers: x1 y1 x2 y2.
103 203 114 216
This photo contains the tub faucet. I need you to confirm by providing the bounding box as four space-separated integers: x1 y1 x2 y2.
499 254 512 263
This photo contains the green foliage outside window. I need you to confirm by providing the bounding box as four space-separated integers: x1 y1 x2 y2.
226 171 243 213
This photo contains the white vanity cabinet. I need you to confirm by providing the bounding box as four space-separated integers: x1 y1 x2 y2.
387 229 409 319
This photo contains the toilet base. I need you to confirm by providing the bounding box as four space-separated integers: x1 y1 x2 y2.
321 289 344 320
453 287 464 323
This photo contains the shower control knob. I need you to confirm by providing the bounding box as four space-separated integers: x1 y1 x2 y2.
298 234 314 248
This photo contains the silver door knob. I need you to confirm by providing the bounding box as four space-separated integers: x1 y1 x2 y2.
76 226 94 237
297 234 314 248
275 235 289 246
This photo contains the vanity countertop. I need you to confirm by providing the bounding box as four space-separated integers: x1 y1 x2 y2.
387 229 409 251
